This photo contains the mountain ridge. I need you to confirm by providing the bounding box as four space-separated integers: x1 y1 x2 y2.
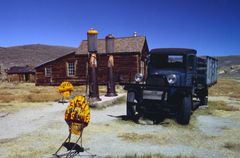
0 44 76 70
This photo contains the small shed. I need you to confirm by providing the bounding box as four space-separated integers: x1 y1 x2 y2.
35 35 149 86
7 65 35 82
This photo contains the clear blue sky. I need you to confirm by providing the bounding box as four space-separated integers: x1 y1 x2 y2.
0 0 240 56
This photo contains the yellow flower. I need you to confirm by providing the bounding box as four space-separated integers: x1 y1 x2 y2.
58 81 74 93
65 96 90 124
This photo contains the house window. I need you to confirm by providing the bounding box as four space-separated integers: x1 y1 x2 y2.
67 62 76 76
45 67 52 77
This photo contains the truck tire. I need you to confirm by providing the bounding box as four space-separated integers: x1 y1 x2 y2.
200 97 208 106
199 88 208 106
177 95 192 125
126 91 136 118
127 102 136 118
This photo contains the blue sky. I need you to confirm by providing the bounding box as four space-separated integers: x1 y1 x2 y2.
0 0 240 56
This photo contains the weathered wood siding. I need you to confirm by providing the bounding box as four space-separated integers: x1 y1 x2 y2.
7 74 35 82
35 53 88 86
35 52 143 86
97 54 139 84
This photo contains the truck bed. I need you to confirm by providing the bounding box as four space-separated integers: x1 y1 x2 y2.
197 56 218 87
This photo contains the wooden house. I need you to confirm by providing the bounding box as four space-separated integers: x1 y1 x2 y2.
7 65 35 82
35 36 149 86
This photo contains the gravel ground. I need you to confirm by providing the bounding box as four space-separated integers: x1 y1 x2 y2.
0 96 240 158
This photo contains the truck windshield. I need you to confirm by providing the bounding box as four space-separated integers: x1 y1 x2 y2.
150 54 185 69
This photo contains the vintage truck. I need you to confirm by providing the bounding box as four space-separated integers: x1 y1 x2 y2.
122 48 218 125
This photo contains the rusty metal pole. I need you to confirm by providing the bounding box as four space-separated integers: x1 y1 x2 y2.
105 34 117 97
87 28 101 101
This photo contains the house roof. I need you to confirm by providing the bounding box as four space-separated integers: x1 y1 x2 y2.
7 66 35 74
76 36 147 55
35 36 148 69
35 51 75 69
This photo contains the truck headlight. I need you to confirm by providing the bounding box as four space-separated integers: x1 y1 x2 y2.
167 74 177 84
135 73 144 82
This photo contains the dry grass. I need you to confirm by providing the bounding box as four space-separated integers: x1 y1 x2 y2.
223 142 240 152
0 102 51 113
0 82 61 103
0 132 61 158
1 79 237 103
209 79 240 99
118 133 156 142
0 82 125 112
195 101 239 116
107 154 198 158
186 100 240 129
0 82 124 103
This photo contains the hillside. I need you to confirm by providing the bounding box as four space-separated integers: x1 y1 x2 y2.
0 44 76 70
217 55 240 68
216 56 240 78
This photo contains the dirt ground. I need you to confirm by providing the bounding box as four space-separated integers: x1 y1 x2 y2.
0 95 240 158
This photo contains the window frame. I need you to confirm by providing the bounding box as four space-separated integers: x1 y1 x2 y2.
67 61 77 77
45 67 52 77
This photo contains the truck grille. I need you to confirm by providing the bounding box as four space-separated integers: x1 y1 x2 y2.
146 76 167 86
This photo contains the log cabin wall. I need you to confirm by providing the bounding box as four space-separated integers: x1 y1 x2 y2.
36 53 88 86
7 74 22 82
7 73 35 82
96 53 140 84
35 52 141 86
35 36 149 86
6 65 36 82
36 53 141 86
35 65 51 85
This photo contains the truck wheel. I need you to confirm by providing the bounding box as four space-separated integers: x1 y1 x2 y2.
127 102 136 118
177 96 192 125
126 91 136 118
199 88 208 106
200 97 208 106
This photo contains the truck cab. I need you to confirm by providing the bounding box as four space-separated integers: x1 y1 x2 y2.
123 48 217 125
147 48 196 88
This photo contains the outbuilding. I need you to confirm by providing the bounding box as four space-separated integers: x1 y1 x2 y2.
7 65 35 82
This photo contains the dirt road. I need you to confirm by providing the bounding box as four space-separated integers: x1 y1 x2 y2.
0 97 240 158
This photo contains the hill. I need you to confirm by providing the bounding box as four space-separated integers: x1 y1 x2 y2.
217 55 240 68
0 44 76 70
217 56 240 78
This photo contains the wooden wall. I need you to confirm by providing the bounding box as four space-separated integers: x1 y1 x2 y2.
35 52 144 86
97 54 139 84
35 53 88 86
7 73 35 82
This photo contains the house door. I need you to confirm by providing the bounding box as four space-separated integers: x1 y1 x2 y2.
25 74 30 82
